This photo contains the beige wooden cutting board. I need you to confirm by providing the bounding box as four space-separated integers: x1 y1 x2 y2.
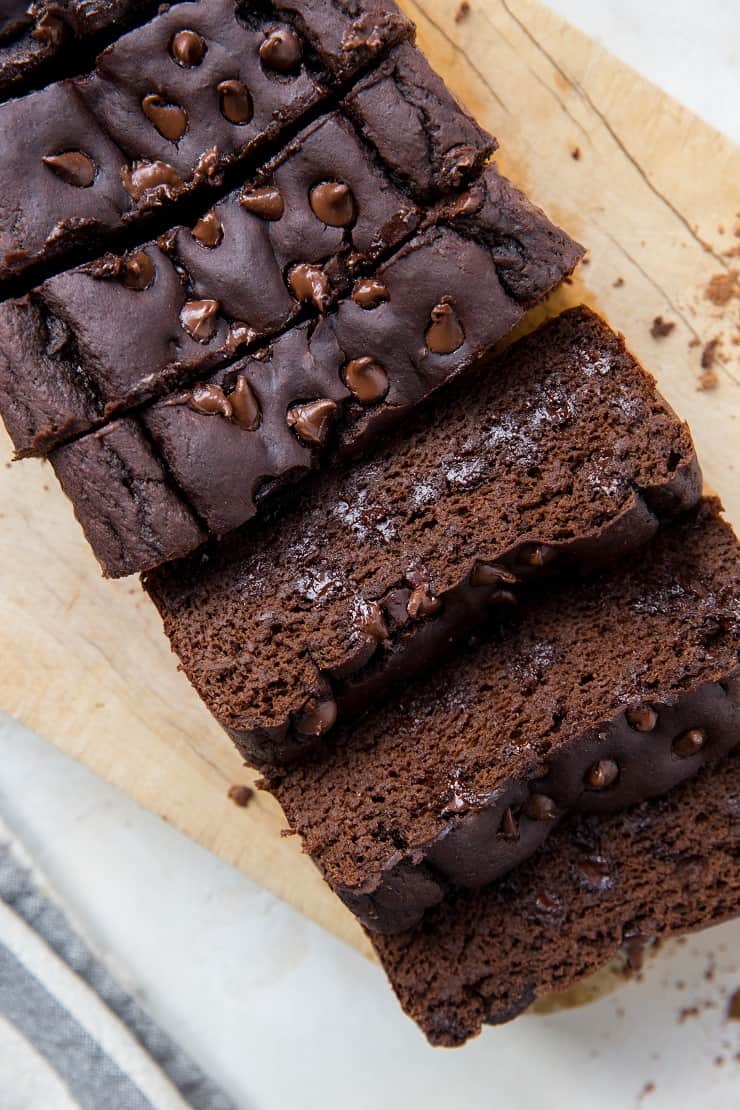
0 0 738 961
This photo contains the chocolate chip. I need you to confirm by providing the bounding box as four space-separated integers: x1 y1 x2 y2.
240 185 284 220
42 152 95 188
294 696 337 736
407 584 442 619
626 705 658 732
288 263 330 311
672 728 707 757
121 160 182 201
217 80 252 124
228 321 257 349
189 383 232 417
357 600 389 642
342 357 389 403
170 29 206 66
525 794 558 820
286 398 337 447
622 931 653 972
309 182 355 227
180 299 220 342
425 300 464 354
382 589 411 627
470 562 517 588
229 375 260 430
259 27 302 71
141 94 187 142
585 759 619 790
31 12 64 47
577 855 611 888
521 543 557 568
351 278 389 309
499 807 519 839
121 250 154 291
191 209 223 248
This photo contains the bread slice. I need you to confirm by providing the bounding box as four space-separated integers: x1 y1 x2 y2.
146 307 702 768
268 500 739 932
371 747 740 1045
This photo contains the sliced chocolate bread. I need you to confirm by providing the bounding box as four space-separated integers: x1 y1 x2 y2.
266 499 739 932
146 307 702 766
372 747 740 1045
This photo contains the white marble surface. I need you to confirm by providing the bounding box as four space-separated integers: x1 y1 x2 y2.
2 4 739 1108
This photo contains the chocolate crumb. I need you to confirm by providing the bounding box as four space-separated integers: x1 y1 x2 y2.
650 316 676 339
699 338 721 389
227 784 254 807
613 276 624 288
705 270 739 306
570 145 581 161
454 1 471 22
678 1005 700 1023
638 1081 656 1101
728 988 740 1020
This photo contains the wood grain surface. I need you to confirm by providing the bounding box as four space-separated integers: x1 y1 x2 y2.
0 0 738 959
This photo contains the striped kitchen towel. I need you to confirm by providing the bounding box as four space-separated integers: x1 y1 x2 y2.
0 819 236 1110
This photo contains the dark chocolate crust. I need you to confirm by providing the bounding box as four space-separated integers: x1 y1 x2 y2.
343 41 496 200
372 748 740 1044
145 306 702 757
48 211 580 575
267 501 739 933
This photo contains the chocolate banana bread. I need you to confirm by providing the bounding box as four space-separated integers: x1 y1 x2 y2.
146 307 702 760
372 747 740 1044
265 500 739 932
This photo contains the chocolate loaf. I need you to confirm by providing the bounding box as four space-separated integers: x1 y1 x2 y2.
372 747 740 1044
146 307 702 758
264 500 739 932
0 3 433 287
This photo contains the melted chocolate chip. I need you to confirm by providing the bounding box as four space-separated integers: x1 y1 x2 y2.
229 376 260 430
577 855 611 888
309 181 355 227
673 728 707 757
342 357 389 404
217 80 253 124
286 398 337 447
141 95 187 142
521 543 557 568
288 264 330 311
122 160 182 201
499 807 519 839
42 152 95 188
228 321 257 349
31 12 64 47
626 705 658 732
180 299 220 342
488 589 518 607
585 759 619 790
351 278 389 309
407 584 442 619
357 600 389 642
191 209 223 248
170 29 206 66
622 931 653 972
259 27 302 71
382 588 411 627
122 250 154 291
295 697 337 737
240 185 284 220
425 300 464 354
470 563 517 588
525 794 558 821
189 383 232 417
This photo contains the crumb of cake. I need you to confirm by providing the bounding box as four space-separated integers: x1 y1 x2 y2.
705 270 740 306
454 1 470 21
688 337 701 348
678 1005 700 1022
570 145 581 161
280 827 298 837
227 784 254 807
701 337 721 370
728 989 740 1020
650 316 676 339
699 369 719 390
638 1081 656 1101
613 277 624 288
715 1056 725 1067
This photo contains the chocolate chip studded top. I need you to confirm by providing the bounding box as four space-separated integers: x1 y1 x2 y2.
144 307 704 769
266 500 739 933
